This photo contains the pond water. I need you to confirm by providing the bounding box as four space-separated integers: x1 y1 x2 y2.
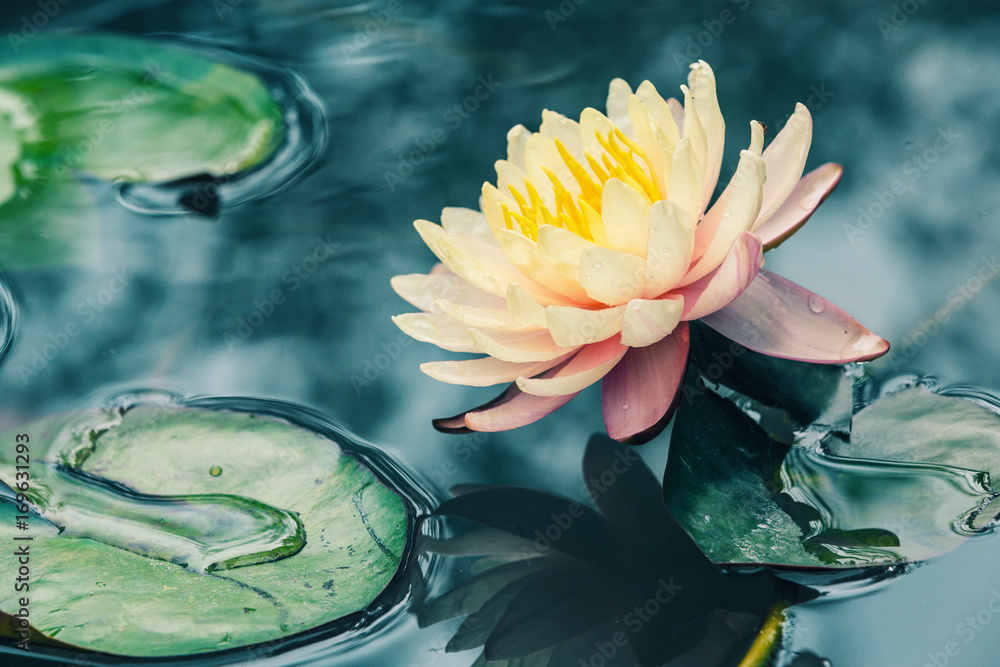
1 0 1000 665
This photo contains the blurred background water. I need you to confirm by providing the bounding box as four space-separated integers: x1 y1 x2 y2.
1 0 999 665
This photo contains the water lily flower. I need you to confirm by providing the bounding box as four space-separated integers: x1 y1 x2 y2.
392 61 888 444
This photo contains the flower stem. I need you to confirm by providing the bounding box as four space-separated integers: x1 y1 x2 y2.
737 599 790 667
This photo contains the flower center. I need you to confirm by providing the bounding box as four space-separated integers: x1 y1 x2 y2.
500 128 661 243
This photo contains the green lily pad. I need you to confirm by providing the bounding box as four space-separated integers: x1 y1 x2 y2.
0 33 283 184
0 401 410 657
664 383 1000 568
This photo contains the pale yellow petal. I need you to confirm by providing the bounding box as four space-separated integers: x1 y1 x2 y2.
643 201 696 298
496 159 530 204
620 296 684 347
496 229 596 305
516 337 627 397
687 61 725 205
635 80 680 147
681 149 766 285
667 137 703 224
441 206 495 243
391 273 505 313
627 95 667 194
435 298 543 333
481 182 510 237
507 283 548 328
680 83 709 203
522 133 562 205
469 329 576 363
545 304 625 347
421 355 569 387
600 178 652 258
606 78 633 134
536 224 595 274
579 107 617 162
392 312 480 353
540 109 584 160
507 124 531 168
753 103 813 229
579 245 646 305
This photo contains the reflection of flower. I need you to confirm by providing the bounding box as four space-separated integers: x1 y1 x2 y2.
418 435 815 666
392 61 888 443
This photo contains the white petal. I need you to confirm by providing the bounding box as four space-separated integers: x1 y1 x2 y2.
620 296 684 347
643 201 696 298
537 224 595 274
600 178 651 257
579 245 646 305
496 159 530 204
545 304 626 347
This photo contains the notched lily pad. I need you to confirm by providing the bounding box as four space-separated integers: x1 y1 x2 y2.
665 383 1000 569
0 398 412 657
0 33 284 184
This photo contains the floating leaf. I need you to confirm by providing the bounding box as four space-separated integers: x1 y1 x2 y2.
664 383 1000 568
0 33 284 184
0 401 411 657
688 321 854 429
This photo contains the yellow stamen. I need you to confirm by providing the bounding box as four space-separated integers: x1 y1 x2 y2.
554 139 603 212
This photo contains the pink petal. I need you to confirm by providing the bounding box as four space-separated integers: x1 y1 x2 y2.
672 231 763 321
753 163 843 250
701 269 890 363
601 323 690 444
432 359 581 433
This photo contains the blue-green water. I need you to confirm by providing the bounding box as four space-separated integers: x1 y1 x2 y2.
2 0 1000 665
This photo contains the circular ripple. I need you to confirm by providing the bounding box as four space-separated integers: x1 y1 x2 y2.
0 275 15 364
113 40 328 217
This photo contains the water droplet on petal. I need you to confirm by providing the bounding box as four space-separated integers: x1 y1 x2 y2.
621 404 629 411
592 261 602 269
808 294 825 313
723 210 732 218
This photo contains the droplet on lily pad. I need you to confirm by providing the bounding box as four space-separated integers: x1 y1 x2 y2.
0 393 420 658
